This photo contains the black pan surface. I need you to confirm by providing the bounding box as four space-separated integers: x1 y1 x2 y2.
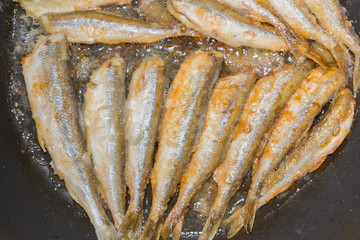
1 0 360 239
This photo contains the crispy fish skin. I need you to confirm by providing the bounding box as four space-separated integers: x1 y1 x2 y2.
117 56 168 239
22 33 116 240
303 0 360 93
16 0 132 18
40 10 198 44
140 51 223 240
257 0 351 71
198 63 312 240
84 57 126 230
243 67 346 232
224 89 355 238
167 0 289 51
161 72 257 240
217 0 325 67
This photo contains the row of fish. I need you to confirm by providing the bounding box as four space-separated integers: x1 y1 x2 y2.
17 0 360 93
22 32 355 240
223 88 355 238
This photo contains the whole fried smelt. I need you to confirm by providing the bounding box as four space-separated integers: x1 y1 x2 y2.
22 33 116 240
84 57 126 230
16 0 132 18
140 51 223 240
224 89 355 238
40 10 198 44
198 63 312 240
243 67 346 232
167 0 288 52
161 72 257 240
256 0 352 72
303 0 360 93
218 0 325 67
117 56 168 239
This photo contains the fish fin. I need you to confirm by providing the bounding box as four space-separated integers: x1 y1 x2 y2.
243 183 263 233
227 219 244 239
33 118 47 152
140 213 163 240
200 171 241 239
222 207 245 239
227 224 242 239
116 233 130 240
353 55 360 96
276 25 326 68
36 128 47 152
330 44 352 74
161 207 185 240
310 42 336 66
153 222 162 240
39 15 51 33
117 207 143 240
309 156 328 173
243 197 260 233
172 215 184 240
199 190 229 240
199 209 225 240
78 102 86 138
340 43 354 67
94 223 117 240
303 50 327 69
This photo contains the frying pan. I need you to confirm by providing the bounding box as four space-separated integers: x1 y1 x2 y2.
1 0 360 239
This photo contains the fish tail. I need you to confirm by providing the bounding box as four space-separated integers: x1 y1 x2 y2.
222 209 241 229
329 43 352 73
199 210 226 240
243 196 260 233
227 222 244 239
198 191 229 240
222 207 246 239
353 55 360 96
340 43 354 67
277 25 326 68
161 204 186 240
94 223 117 240
140 211 163 240
243 183 263 233
276 24 304 59
117 204 143 240
172 215 185 240
310 42 336 66
303 50 327 69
